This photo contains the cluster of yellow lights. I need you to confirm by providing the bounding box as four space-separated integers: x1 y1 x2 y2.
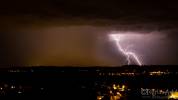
113 84 126 91
109 90 122 100
149 71 168 76
168 92 178 99
110 95 121 100
99 72 135 76
97 84 126 100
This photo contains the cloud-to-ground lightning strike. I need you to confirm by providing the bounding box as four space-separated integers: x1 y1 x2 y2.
109 34 142 66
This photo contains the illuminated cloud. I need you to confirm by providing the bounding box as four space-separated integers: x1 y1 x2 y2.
108 31 167 65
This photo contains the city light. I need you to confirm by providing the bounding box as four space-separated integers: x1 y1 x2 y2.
18 91 22 94
168 92 178 99
11 86 15 89
97 96 104 100
113 84 117 90
149 71 169 76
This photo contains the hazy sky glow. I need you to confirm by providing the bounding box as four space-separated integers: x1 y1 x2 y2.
0 25 176 66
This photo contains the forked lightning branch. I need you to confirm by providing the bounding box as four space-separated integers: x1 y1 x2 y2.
109 34 142 66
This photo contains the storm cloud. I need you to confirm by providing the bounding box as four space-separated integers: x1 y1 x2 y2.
1 0 178 66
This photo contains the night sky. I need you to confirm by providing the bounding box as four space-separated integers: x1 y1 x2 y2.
1 0 178 66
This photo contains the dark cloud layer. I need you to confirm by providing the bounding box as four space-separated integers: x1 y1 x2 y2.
1 1 178 66
1 0 178 19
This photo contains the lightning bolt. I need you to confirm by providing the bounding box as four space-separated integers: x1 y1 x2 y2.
109 34 142 66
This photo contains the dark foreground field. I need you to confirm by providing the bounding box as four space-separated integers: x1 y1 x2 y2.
0 65 178 100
